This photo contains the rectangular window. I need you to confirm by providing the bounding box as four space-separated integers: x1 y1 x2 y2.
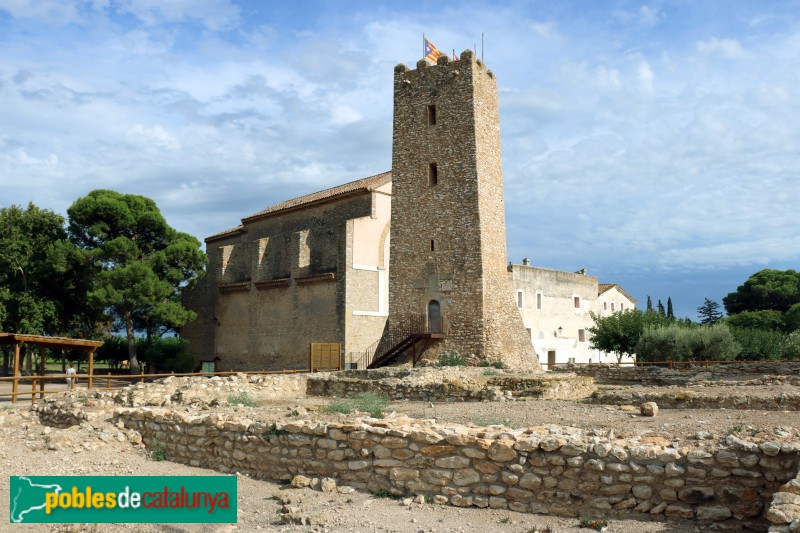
428 163 438 186
574 296 581 308
611 303 615 311
603 302 607 311
526 328 532 339
430 239 435 252
578 329 586 342
427 104 436 125
516 290 523 308
620 303 624 311
536 293 542 310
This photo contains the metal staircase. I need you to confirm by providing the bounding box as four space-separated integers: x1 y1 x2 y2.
351 314 446 369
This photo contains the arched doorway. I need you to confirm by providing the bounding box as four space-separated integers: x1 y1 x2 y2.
427 300 442 333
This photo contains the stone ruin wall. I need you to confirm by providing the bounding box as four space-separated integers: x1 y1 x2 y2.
560 361 800 385
113 407 800 530
306 372 595 402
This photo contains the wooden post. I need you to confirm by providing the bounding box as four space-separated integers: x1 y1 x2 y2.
107 372 111 390
39 345 46 399
88 349 94 390
31 377 36 406
12 342 20 403
140 368 145 384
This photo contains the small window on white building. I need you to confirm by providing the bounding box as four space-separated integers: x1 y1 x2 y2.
526 328 532 339
611 303 615 311
516 290 524 308
536 293 542 310
620 302 624 311
603 302 607 311
574 296 580 308
578 329 586 342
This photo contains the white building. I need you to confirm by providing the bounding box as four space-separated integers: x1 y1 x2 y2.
509 260 637 369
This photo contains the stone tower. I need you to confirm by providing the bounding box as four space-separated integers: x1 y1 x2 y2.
386 50 539 369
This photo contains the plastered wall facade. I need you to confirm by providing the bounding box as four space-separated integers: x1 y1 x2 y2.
181 176 391 370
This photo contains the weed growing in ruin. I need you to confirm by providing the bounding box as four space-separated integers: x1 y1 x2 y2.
500 516 511 524
474 417 505 427
479 360 506 369
372 489 401 500
482 368 497 376
328 392 388 418
227 391 258 407
528 527 555 533
728 423 744 435
149 433 166 462
579 518 608 531
435 350 467 367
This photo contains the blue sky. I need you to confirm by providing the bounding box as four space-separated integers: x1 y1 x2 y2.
1 0 798 320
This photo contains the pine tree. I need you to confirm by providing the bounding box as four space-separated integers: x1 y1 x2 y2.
667 297 674 318
697 298 723 325
657 299 665 317
646 295 653 312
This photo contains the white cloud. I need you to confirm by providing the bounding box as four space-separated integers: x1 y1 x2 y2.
696 37 748 59
530 21 558 40
126 124 180 151
114 0 241 31
0 0 84 24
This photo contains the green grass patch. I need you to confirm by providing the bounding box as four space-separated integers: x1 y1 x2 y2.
579 518 608 531
434 350 467 367
227 391 258 407
474 417 505 427
328 392 389 418
372 489 401 500
478 360 506 369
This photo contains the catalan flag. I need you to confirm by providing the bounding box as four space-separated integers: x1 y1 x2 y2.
424 38 443 65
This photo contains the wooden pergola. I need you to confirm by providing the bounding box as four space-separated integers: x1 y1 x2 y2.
0 333 104 403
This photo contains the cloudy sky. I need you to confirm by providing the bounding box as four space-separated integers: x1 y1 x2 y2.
1 0 798 319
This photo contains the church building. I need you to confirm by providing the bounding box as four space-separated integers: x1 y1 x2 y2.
181 51 635 371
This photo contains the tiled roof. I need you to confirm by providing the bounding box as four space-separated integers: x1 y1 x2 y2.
205 224 245 242
598 283 637 303
205 171 391 242
241 171 391 223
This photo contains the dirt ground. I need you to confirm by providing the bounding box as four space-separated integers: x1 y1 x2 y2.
3 379 798 533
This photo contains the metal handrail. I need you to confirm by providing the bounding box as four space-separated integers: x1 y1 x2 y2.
349 313 447 369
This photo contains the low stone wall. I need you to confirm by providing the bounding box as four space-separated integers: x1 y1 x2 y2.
767 470 800 532
115 407 799 529
591 390 800 411
35 398 88 428
118 374 308 407
559 362 800 386
307 368 595 402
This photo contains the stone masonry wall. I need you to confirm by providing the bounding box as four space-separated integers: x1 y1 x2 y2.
560 362 800 386
115 408 800 529
306 371 595 402
386 50 537 370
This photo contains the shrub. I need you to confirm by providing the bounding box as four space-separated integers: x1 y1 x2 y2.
783 331 800 360
434 350 467 367
227 391 258 407
328 392 388 418
636 323 739 362
731 328 786 360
